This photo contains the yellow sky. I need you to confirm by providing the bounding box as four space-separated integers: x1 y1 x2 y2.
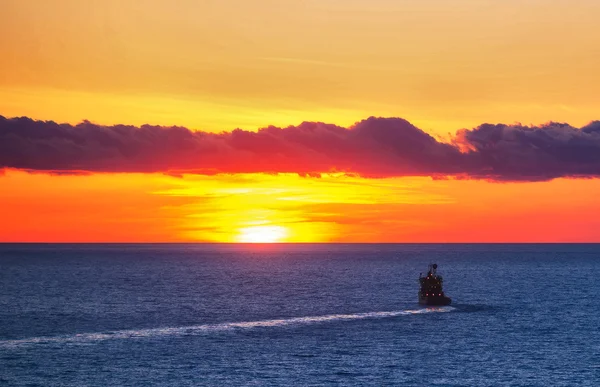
2 0 599 132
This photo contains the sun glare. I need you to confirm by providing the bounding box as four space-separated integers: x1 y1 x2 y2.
237 225 288 243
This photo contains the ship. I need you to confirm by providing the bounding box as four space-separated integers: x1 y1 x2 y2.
418 263 452 306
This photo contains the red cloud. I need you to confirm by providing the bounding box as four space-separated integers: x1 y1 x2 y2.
1 115 600 181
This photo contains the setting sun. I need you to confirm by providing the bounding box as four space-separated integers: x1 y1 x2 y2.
236 225 289 243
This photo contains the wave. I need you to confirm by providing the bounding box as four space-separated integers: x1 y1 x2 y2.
0 306 454 349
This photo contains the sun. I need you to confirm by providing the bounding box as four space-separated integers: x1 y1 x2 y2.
236 225 288 243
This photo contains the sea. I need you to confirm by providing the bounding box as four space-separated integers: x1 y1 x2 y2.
1 243 599 386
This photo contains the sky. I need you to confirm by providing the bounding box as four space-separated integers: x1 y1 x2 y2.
1 0 600 242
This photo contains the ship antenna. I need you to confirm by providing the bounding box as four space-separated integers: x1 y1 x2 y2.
429 263 438 275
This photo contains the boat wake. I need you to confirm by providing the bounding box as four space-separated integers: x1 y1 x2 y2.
0 306 454 349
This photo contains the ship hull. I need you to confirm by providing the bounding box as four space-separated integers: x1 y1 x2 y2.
418 295 452 306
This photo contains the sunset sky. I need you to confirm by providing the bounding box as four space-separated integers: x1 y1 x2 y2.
2 0 600 242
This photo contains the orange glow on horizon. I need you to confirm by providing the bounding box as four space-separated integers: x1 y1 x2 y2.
1 170 600 243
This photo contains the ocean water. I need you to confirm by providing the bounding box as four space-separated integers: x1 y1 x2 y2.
1 244 599 386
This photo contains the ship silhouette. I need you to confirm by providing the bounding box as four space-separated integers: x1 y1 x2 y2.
418 263 452 306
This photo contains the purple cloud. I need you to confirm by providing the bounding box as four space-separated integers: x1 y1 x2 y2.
456 121 600 181
1 115 600 181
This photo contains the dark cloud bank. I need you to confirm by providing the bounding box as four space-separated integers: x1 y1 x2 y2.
1 115 600 182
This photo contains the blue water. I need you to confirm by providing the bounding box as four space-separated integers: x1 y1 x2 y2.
1 244 599 386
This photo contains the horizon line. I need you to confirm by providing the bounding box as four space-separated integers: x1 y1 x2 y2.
2 242 600 245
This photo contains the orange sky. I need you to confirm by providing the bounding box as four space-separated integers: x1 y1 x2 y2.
1 0 600 242
3 170 600 242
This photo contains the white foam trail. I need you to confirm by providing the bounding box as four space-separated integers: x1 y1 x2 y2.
0 306 454 349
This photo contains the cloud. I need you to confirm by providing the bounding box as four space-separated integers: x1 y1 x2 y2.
1 115 600 181
455 121 600 181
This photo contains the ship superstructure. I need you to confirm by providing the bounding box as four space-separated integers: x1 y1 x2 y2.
418 263 451 306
